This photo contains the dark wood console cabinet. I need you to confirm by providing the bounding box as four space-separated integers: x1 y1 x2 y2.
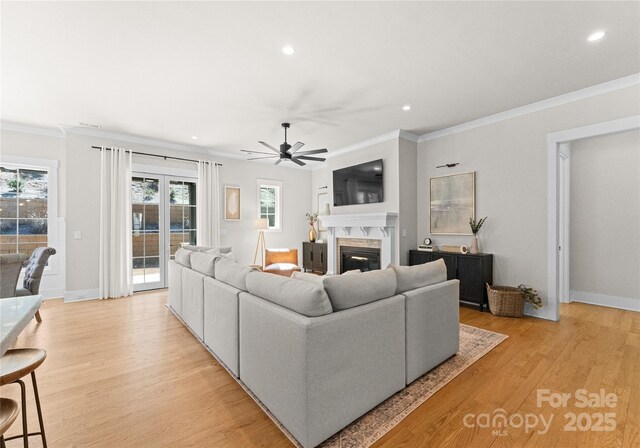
303 242 327 274
409 250 493 311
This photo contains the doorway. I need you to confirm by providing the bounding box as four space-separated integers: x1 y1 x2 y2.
547 115 640 320
131 173 197 291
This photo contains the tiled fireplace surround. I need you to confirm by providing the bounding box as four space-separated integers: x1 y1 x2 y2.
319 212 398 275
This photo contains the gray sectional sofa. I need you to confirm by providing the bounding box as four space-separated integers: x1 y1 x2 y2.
168 246 460 448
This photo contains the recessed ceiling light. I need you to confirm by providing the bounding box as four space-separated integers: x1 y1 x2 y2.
587 30 605 42
282 46 295 55
191 136 198 140
402 105 411 111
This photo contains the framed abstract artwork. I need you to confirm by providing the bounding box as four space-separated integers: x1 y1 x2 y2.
430 172 475 235
224 186 241 221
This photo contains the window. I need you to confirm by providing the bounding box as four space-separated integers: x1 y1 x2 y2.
0 166 49 255
258 179 282 231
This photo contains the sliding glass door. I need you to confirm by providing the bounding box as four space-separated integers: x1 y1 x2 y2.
132 174 196 291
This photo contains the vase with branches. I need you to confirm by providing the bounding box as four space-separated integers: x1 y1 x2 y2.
306 212 318 242
468 216 487 254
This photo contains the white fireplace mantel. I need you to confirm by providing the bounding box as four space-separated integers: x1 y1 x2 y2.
319 212 398 275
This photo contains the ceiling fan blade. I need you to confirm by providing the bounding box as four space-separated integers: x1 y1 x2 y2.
274 159 283 165
258 141 280 153
287 141 305 155
294 148 327 156
295 155 326 162
247 156 279 160
290 158 306 166
241 150 276 155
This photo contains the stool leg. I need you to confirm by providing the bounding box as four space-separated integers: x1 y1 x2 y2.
1 434 6 448
16 379 29 448
31 371 47 448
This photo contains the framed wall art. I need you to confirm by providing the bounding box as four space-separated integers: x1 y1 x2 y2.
317 192 330 231
224 186 241 221
430 172 475 235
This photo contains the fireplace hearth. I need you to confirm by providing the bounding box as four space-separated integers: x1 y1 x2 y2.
340 246 381 273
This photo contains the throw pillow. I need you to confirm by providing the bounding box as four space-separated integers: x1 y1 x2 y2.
291 271 325 286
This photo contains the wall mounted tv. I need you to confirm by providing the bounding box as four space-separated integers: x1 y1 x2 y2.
333 159 383 206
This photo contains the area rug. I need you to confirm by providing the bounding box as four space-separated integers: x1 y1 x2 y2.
237 323 508 448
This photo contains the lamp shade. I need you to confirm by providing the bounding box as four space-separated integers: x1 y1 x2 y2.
256 218 269 230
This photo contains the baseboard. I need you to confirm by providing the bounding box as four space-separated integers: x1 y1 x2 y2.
39 288 65 300
64 288 100 302
570 290 640 312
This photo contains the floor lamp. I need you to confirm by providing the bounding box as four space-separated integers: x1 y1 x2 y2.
253 218 269 268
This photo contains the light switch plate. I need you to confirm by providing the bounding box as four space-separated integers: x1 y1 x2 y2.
74 231 82 240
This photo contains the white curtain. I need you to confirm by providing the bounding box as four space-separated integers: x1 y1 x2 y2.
196 161 221 246
99 147 133 299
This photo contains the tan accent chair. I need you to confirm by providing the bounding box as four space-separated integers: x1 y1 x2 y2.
263 248 301 277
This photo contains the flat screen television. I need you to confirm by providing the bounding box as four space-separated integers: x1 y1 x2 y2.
333 159 383 206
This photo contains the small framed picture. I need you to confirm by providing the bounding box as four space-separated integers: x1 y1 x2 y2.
317 192 330 231
224 186 241 221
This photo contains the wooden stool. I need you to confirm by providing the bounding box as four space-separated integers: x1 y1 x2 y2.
0 398 20 448
0 348 47 448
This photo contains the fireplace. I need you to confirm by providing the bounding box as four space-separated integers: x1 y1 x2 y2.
340 246 381 273
319 212 398 275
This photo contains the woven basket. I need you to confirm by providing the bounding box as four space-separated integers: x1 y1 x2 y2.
486 284 525 317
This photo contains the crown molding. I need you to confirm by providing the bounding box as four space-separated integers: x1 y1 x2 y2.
309 129 419 171
324 129 419 160
1 121 66 138
399 130 420 143
418 73 640 143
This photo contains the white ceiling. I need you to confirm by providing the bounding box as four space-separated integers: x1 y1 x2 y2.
2 1 639 156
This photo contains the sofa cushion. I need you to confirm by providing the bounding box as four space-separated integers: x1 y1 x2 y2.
322 268 397 311
174 248 191 268
291 271 325 286
245 271 333 317
391 259 447 294
215 257 255 291
184 245 232 254
190 251 218 277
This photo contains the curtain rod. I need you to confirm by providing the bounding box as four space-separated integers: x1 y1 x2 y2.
91 146 222 166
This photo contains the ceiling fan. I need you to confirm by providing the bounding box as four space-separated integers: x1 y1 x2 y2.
242 123 327 166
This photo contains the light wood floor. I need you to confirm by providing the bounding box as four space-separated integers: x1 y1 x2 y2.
1 291 638 448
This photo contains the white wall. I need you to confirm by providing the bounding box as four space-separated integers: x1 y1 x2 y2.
417 85 640 317
312 137 403 261
310 135 419 265
570 129 640 303
1 127 311 299
398 137 418 265
0 129 67 298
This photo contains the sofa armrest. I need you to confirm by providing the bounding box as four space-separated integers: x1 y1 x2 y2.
404 279 460 384
239 292 406 448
